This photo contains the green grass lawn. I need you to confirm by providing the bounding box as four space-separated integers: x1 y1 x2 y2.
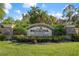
0 41 79 56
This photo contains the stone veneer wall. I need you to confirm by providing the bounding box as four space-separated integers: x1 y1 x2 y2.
0 25 13 40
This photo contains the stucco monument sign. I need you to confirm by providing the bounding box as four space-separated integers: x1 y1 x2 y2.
27 23 53 37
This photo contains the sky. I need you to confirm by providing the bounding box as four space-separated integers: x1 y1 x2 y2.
4 3 79 20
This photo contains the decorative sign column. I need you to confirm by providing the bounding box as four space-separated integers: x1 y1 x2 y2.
65 25 76 34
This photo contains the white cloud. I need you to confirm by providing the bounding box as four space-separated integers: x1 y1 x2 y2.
14 15 22 20
19 16 22 20
49 12 63 19
23 13 26 16
14 10 22 20
55 13 62 18
15 10 21 14
5 3 12 10
23 3 37 8
4 3 12 14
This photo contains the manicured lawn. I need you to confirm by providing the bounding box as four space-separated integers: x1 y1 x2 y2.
0 41 79 56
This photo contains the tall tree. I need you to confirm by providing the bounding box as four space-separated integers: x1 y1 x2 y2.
28 7 50 24
0 3 5 20
3 17 14 25
49 15 57 24
76 8 79 14
73 8 79 27
63 4 75 22
70 8 79 25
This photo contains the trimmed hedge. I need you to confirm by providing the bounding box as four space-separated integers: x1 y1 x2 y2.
12 35 52 43
71 34 79 41
27 36 65 43
12 35 27 42
33 36 52 42
0 34 6 41
22 36 52 43
12 35 67 43
52 36 65 42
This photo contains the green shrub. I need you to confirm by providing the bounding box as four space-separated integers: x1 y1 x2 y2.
13 27 26 35
52 36 65 42
12 35 65 43
12 35 27 42
72 34 79 41
53 24 65 35
37 37 48 42
28 36 52 43
25 36 65 43
0 34 6 41
37 37 52 42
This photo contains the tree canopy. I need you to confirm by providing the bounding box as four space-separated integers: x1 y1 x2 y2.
0 3 5 20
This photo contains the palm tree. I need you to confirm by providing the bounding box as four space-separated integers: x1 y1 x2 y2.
63 4 75 23
28 7 50 24
28 7 39 24
73 8 79 27
0 3 5 21
49 15 57 24
71 8 79 24
76 8 79 14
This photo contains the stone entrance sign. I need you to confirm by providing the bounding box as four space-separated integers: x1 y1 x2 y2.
27 23 53 37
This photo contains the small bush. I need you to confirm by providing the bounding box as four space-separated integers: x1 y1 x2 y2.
12 35 66 43
37 37 52 42
52 36 65 42
13 27 26 35
29 36 52 43
0 34 6 41
72 34 79 41
53 24 65 35
23 36 65 43
12 35 27 42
